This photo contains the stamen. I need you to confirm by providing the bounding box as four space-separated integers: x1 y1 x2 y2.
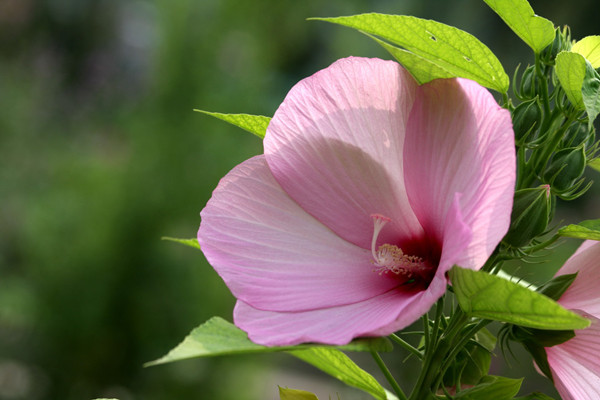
370 214 426 278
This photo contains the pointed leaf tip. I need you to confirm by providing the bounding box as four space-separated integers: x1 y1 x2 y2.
195 110 271 139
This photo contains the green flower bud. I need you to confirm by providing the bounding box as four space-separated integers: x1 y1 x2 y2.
544 146 587 192
512 98 542 144
503 185 552 247
541 26 572 64
562 122 596 149
519 65 536 99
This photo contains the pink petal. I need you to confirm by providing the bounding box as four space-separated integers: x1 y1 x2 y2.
264 57 423 249
548 315 600 400
234 273 447 346
403 78 515 269
198 155 399 312
557 241 600 319
233 196 472 346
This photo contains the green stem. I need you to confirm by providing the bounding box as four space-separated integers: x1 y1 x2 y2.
371 351 408 400
389 334 423 359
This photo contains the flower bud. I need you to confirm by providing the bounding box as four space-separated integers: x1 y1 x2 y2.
519 65 537 99
512 98 542 144
541 26 571 64
543 146 586 192
503 185 552 247
562 121 596 149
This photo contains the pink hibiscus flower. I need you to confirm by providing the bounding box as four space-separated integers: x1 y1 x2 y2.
546 240 600 400
198 57 515 346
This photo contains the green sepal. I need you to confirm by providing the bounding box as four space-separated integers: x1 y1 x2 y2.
279 387 319 400
145 317 392 366
449 266 590 330
537 273 578 301
161 237 201 250
483 0 555 54
311 13 508 92
195 110 270 139
558 218 600 240
452 375 522 400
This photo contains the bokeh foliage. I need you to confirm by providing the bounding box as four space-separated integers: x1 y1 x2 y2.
0 0 598 399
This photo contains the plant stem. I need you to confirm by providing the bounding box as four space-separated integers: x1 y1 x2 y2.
371 351 408 400
389 334 423 359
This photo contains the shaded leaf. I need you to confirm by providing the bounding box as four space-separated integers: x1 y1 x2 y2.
483 0 555 53
161 237 201 250
290 348 387 400
449 266 589 330
572 35 600 68
311 14 508 92
558 218 600 240
454 375 522 400
279 387 319 400
195 110 270 139
589 158 600 172
581 59 600 127
514 392 556 400
146 317 392 366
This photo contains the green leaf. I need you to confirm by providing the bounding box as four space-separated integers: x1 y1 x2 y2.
483 0 555 53
555 51 600 127
367 34 455 84
589 158 600 173
558 218 600 240
537 273 578 301
279 387 319 400
454 375 522 400
556 51 587 110
572 35 600 68
311 14 509 92
145 317 392 366
195 110 270 139
161 237 201 250
514 392 556 400
290 348 387 400
449 266 590 330
581 59 600 127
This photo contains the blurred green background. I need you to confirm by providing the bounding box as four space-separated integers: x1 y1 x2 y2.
1 0 599 399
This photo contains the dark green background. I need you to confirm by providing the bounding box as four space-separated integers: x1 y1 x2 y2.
1 0 598 399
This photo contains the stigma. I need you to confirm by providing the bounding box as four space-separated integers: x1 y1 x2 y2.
370 214 427 278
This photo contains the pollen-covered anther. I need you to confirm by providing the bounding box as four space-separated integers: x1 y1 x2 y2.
370 214 426 276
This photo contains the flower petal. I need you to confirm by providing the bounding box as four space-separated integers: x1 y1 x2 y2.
548 315 600 400
557 241 600 319
234 274 446 346
403 78 515 269
264 57 422 249
198 155 398 312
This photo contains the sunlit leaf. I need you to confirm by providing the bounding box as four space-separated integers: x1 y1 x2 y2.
572 35 600 68
145 317 392 366
311 14 508 92
279 387 319 400
449 266 590 330
589 158 600 172
368 35 455 84
290 348 387 400
195 110 270 139
556 51 587 110
483 0 555 53
558 218 600 240
453 375 522 400
161 237 201 250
